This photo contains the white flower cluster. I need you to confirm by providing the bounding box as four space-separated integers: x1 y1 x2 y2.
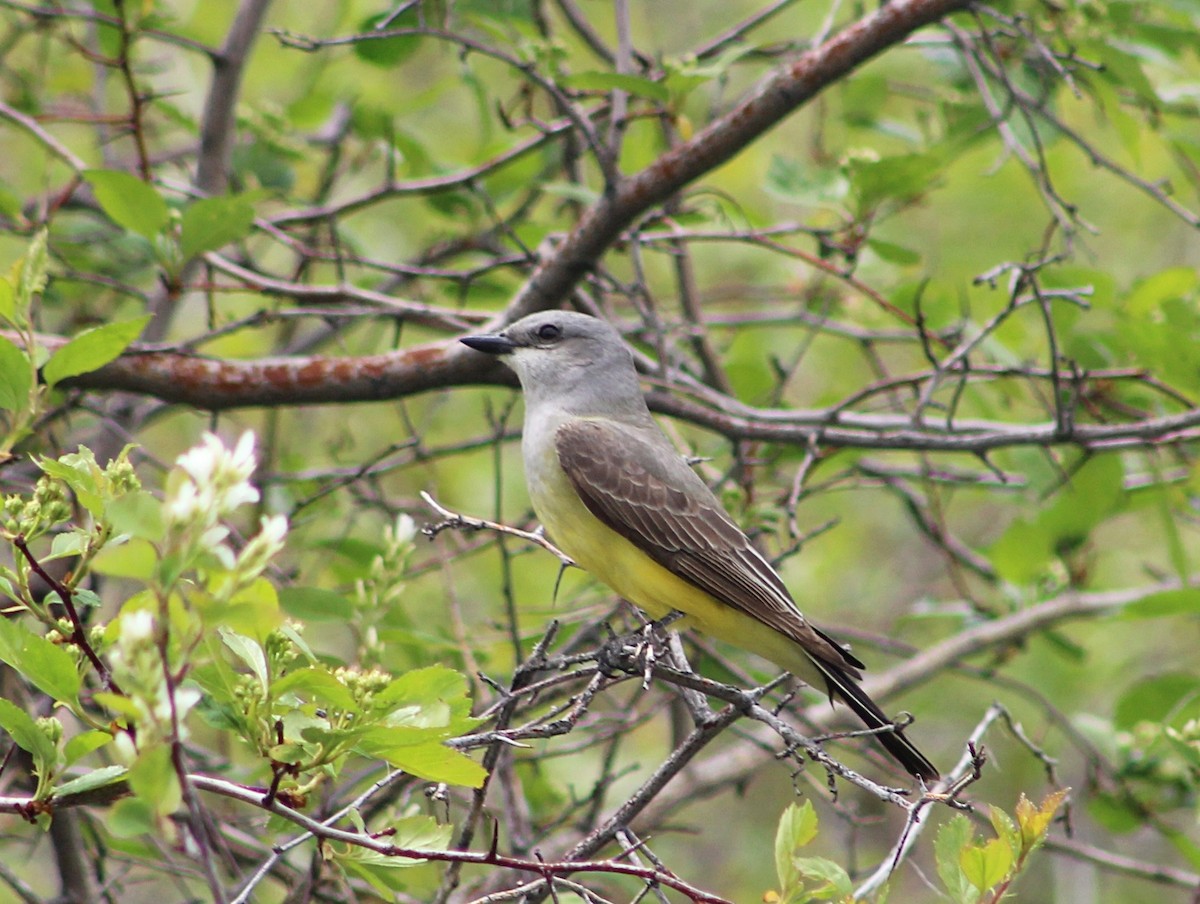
109 609 201 754
162 431 288 592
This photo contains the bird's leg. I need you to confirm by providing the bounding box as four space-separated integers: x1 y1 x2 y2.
634 609 685 688
596 609 685 686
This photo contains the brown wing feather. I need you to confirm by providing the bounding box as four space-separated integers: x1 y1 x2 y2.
554 419 861 674
555 418 939 781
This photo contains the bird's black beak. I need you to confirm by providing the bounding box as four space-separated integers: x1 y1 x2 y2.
461 333 518 355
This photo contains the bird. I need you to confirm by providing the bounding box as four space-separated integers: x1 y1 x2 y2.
460 310 938 781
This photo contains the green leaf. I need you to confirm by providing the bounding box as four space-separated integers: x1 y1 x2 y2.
847 150 945 212
64 730 114 766
867 238 921 265
562 71 670 102
84 170 170 239
54 764 126 798
43 316 151 388
1164 727 1200 771
1015 790 1069 852
371 666 477 726
793 856 853 899
1114 673 1200 730
272 667 361 712
219 627 269 692
92 538 157 580
1120 588 1200 620
392 811 453 851
539 181 601 204
17 229 48 305
180 195 256 260
959 837 1013 892
775 801 819 891
353 12 420 67
336 813 451 893
279 586 350 622
128 745 181 817
105 490 164 541
49 530 88 560
39 448 103 515
0 698 58 771
765 155 849 207
0 617 82 703
988 804 1021 859
989 454 1124 583
935 814 977 904
0 275 15 323
0 334 32 412
357 737 486 787
109 796 155 838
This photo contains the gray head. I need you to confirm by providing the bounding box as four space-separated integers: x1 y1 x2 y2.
461 311 647 417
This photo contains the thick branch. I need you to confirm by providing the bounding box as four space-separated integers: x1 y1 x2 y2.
195 0 273 194
57 338 1200 453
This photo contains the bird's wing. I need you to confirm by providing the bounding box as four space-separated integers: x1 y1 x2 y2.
554 418 863 676
555 418 941 781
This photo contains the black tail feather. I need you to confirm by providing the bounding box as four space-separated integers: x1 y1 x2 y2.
814 659 939 782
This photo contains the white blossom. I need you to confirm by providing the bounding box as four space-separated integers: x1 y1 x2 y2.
392 513 417 546
120 609 155 645
168 431 260 524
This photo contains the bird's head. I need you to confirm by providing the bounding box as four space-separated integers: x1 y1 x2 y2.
461 311 642 413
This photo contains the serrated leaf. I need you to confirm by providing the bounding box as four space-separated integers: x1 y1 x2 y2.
935 814 977 904
988 804 1021 858
38 448 103 515
180 195 255 260
959 837 1013 892
84 170 170 239
392 812 453 851
793 856 853 899
43 316 151 387
0 617 82 703
0 334 32 412
1015 789 1069 852
775 801 819 891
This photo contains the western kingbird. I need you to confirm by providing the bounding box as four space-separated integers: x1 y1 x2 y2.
461 311 938 780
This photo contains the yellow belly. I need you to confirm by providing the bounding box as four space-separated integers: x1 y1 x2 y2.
528 456 822 688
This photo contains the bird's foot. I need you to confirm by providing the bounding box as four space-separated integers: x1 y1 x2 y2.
597 610 684 688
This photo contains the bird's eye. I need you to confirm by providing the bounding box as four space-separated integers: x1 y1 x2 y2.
536 323 561 341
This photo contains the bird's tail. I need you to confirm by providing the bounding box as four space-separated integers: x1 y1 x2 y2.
810 655 940 782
